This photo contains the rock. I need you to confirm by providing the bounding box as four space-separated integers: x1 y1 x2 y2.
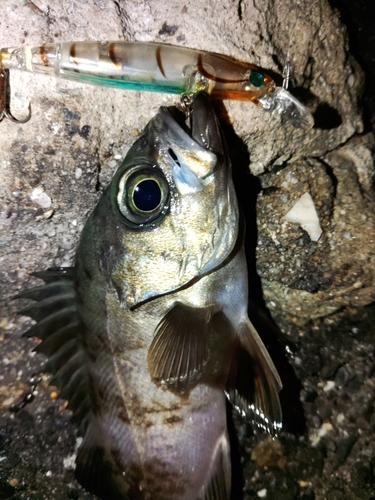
258 134 375 325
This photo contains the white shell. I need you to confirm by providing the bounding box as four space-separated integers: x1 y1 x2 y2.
283 192 322 242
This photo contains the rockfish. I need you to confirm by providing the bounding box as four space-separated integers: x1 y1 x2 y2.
18 92 282 500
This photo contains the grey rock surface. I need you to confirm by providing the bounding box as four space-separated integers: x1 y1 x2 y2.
0 0 374 499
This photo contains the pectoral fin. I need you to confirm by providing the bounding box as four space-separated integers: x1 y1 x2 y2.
226 319 282 435
148 302 218 395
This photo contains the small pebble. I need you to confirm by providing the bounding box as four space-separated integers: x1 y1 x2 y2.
251 437 286 468
298 480 310 488
63 454 77 470
337 413 345 424
35 209 54 221
50 391 59 400
30 187 52 208
319 422 334 436
323 381 335 392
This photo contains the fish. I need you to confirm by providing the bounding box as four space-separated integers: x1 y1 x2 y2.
17 92 282 500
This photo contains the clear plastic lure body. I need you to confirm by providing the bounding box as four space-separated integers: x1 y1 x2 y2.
0 41 275 99
0 41 314 128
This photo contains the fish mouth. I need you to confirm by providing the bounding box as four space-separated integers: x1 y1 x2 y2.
189 92 225 158
167 92 225 156
154 92 225 192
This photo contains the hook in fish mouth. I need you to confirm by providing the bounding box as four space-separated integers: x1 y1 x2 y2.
153 92 225 193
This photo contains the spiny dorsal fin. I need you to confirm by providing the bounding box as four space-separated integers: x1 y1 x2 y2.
148 302 218 395
15 281 75 302
199 433 231 500
34 322 80 356
18 292 76 322
226 319 282 436
17 268 91 429
31 267 75 283
21 306 78 340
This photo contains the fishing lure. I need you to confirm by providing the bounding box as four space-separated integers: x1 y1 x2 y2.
0 41 314 128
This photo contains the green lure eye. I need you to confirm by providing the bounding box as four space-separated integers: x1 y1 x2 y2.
249 71 265 88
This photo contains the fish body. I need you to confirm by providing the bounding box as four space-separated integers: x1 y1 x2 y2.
18 93 282 500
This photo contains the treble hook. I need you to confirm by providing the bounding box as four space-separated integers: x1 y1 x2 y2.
0 66 31 123
179 93 193 120
282 51 291 90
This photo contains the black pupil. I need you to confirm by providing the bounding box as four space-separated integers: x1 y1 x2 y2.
133 179 161 212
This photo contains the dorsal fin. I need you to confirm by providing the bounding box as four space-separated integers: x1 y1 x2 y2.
18 292 76 322
226 319 282 435
32 267 75 283
18 268 148 498
147 302 219 395
15 281 75 302
16 268 92 430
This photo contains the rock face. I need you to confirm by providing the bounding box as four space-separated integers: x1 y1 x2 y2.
0 1 374 499
257 133 375 325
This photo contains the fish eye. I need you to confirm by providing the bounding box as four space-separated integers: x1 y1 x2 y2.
116 166 170 227
249 71 265 88
132 179 161 212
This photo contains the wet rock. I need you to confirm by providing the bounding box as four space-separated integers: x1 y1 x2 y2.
251 436 287 469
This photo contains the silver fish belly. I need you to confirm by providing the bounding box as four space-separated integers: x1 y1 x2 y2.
18 92 282 500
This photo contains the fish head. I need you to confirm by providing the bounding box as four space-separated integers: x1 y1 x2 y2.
78 92 239 308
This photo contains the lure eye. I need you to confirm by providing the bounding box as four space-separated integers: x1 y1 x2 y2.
249 71 265 88
117 166 170 227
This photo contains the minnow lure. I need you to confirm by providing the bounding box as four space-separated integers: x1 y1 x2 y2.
0 41 314 128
